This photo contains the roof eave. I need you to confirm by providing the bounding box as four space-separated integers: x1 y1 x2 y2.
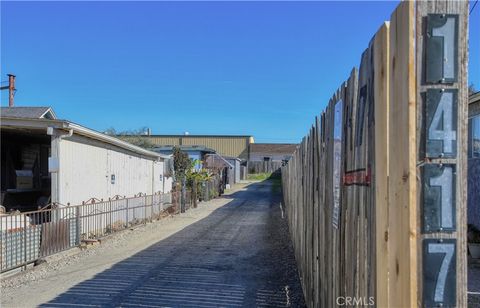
0 117 163 160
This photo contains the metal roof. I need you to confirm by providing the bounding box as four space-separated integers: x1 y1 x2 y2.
205 154 234 169
0 107 57 119
0 117 166 160
221 155 242 161
470 91 480 105
152 145 217 153
146 134 253 138
249 143 298 155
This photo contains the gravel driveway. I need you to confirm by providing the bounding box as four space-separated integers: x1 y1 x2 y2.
1 181 305 307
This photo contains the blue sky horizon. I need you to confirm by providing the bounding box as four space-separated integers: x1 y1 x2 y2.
1 1 479 143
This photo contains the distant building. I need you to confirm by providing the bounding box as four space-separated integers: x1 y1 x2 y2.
204 154 241 185
468 92 480 230
138 135 254 160
223 156 242 184
1 107 172 212
152 145 216 170
249 143 298 162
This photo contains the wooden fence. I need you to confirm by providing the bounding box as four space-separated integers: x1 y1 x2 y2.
281 1 468 307
247 161 283 174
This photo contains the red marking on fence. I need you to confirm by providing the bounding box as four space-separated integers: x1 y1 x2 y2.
343 168 371 186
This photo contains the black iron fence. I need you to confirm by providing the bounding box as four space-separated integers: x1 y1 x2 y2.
0 193 174 273
0 175 228 273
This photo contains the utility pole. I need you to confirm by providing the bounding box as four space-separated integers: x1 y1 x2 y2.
0 74 16 107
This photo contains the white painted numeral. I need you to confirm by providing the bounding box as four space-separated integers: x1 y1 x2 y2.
432 17 455 79
428 92 456 154
429 166 454 229
428 243 455 303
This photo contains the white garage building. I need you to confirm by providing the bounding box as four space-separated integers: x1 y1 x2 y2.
0 107 172 211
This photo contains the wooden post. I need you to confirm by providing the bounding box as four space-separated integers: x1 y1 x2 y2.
193 179 198 208
76 206 80 246
23 216 27 271
415 2 469 307
125 198 129 228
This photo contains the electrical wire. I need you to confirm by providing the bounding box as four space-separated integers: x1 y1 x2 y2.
471 0 479 15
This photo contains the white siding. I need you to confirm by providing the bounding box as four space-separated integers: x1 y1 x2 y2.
57 135 168 206
164 176 173 193
154 161 172 193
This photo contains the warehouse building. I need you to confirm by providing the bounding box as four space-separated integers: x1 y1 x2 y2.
139 134 254 160
1 107 172 212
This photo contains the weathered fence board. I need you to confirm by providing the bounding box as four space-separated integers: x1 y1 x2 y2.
372 21 390 308
282 1 468 307
247 161 283 174
388 3 418 307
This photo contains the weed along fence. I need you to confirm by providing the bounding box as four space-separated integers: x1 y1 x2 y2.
281 1 468 307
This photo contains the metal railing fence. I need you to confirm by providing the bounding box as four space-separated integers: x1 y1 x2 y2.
0 192 174 273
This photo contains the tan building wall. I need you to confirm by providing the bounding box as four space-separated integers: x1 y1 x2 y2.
145 135 254 159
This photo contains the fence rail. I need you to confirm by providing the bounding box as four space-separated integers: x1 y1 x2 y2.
0 193 176 273
0 173 225 274
282 1 468 307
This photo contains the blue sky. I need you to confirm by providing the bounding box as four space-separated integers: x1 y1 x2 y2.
1 1 479 143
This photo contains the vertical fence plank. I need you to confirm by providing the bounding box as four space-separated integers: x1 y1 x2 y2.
388 2 418 307
373 22 390 308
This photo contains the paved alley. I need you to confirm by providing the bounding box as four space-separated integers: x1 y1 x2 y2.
2 181 305 307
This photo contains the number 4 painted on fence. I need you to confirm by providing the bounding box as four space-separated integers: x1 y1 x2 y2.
426 89 458 158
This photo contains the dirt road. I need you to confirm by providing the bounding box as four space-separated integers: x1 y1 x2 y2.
1 181 305 307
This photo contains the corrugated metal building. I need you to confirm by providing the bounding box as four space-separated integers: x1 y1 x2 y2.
1 107 172 211
141 135 254 160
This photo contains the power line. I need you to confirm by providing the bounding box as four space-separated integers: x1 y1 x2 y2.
471 0 479 15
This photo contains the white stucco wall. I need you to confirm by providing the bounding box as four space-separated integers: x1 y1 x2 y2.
54 134 171 206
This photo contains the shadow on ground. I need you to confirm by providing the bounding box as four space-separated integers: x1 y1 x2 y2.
40 181 305 308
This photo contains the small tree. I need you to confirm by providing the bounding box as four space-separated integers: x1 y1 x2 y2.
186 166 212 208
104 127 156 149
173 147 191 180
173 146 191 213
